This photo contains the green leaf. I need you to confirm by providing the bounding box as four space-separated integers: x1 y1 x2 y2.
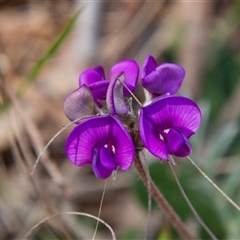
18 8 82 95
0 8 83 114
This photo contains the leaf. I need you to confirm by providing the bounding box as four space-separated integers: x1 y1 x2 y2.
18 8 83 95
0 8 83 114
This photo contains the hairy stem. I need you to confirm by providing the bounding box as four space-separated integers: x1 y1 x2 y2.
134 154 194 240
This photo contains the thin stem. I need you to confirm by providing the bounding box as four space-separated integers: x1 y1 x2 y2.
117 76 143 107
187 156 240 212
168 160 218 240
134 154 194 240
92 179 108 240
140 152 152 240
31 115 92 175
22 211 116 240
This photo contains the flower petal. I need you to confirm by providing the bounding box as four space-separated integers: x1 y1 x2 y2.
78 67 109 108
110 59 139 96
92 160 112 179
167 127 192 157
93 65 105 80
92 147 116 179
110 116 135 170
99 146 117 170
63 85 96 122
106 73 129 115
139 108 168 160
142 63 185 95
166 128 184 153
66 115 135 171
79 69 102 86
142 96 202 133
139 96 201 159
174 140 192 157
66 116 112 166
89 80 109 108
173 126 195 138
141 55 157 79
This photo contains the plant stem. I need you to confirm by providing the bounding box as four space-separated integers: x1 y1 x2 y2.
187 156 240 212
168 160 217 240
134 154 194 240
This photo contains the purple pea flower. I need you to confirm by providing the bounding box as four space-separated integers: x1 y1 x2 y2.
141 55 185 97
139 96 201 160
79 66 109 108
66 115 135 179
78 60 139 110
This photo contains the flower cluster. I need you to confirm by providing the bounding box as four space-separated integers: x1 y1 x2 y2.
64 56 202 179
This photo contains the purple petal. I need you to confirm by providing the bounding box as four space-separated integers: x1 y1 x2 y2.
110 116 135 170
139 109 168 160
110 60 139 96
63 85 96 122
139 96 201 159
141 55 157 79
92 147 116 179
142 63 185 95
79 69 102 86
92 160 112 179
173 126 194 138
166 128 184 154
106 73 129 115
66 116 113 166
174 140 192 157
89 80 109 100
93 65 105 80
142 96 202 133
78 67 109 108
89 80 110 108
99 146 117 170
66 115 135 171
167 127 192 157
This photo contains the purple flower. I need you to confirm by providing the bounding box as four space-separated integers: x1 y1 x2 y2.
78 60 139 110
141 55 185 97
79 65 105 85
139 96 201 160
79 66 109 108
66 115 135 179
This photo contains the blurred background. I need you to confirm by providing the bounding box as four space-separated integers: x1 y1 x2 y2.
1 0 240 239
